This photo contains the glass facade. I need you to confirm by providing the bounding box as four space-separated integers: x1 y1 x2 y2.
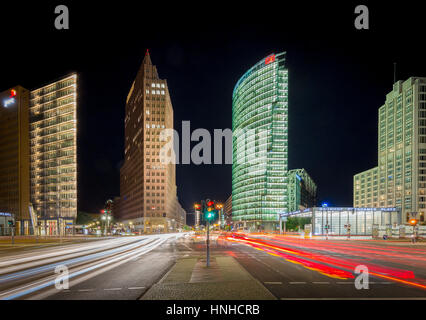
282 207 401 236
29 74 78 220
232 52 288 230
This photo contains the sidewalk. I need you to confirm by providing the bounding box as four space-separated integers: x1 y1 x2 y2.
141 255 276 300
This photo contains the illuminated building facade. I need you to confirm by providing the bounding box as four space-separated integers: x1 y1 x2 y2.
354 77 426 223
0 86 30 235
118 51 185 232
224 195 232 227
287 168 317 212
232 52 288 231
280 207 401 236
29 74 77 234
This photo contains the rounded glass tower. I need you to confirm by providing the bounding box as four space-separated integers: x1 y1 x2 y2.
232 52 288 231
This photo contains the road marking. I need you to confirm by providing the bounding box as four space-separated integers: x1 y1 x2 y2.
104 288 122 291
264 281 282 285
312 282 330 284
78 289 94 292
289 282 306 284
336 282 353 284
181 243 193 251
128 287 145 290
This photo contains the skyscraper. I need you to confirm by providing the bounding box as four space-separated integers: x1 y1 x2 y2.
232 52 288 231
354 77 426 223
0 86 30 235
287 168 317 212
118 51 185 232
29 74 78 234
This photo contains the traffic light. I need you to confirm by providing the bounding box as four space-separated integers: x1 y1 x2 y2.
203 199 218 222
409 218 418 226
194 203 201 211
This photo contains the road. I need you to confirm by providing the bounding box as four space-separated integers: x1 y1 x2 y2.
0 233 189 300
1 232 425 300
216 233 426 299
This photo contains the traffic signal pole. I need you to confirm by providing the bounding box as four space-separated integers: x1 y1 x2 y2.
206 220 210 267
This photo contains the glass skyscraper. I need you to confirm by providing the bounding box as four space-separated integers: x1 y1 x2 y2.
30 74 78 234
232 52 288 231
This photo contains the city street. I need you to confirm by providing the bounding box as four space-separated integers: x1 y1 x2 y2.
0 233 188 300
0 232 425 300
217 233 426 299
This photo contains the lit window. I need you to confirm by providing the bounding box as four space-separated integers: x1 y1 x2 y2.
152 90 155 94
161 84 165 88
146 110 150 115
156 83 160 88
146 89 149 94
156 90 160 94
146 124 150 128
151 83 155 88
161 90 165 95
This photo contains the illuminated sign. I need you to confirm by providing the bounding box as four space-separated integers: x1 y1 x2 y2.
0 212 12 217
3 98 15 107
265 54 275 65
3 89 16 107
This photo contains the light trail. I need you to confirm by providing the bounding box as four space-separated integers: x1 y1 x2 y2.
225 234 426 290
0 233 184 300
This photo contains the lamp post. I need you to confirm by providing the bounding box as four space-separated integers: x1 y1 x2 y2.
102 214 111 236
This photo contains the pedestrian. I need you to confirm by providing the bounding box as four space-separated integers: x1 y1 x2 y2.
411 232 416 244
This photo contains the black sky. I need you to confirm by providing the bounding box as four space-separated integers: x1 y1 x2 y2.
1 1 426 213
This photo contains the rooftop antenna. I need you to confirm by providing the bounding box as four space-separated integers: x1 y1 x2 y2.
393 62 397 83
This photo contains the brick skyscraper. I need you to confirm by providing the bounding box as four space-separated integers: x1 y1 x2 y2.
118 51 185 232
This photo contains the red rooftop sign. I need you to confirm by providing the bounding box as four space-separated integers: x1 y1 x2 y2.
265 54 275 65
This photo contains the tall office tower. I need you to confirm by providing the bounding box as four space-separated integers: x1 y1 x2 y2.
232 52 288 231
354 77 426 223
29 74 77 233
119 51 185 232
224 195 232 226
287 169 317 212
0 87 30 235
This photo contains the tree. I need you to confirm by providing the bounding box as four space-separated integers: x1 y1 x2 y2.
286 217 312 231
76 211 100 225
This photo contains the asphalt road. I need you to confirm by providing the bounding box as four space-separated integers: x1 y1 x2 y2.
0 233 189 300
215 233 426 299
1 232 425 300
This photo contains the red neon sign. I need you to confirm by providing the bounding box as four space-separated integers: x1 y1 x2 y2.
10 89 17 98
265 54 275 65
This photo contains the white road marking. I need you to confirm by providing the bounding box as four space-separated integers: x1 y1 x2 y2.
264 281 282 285
78 289 94 292
128 287 145 290
104 288 122 291
312 282 330 284
289 282 306 284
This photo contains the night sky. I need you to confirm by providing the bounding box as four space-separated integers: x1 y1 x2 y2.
1 2 426 214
